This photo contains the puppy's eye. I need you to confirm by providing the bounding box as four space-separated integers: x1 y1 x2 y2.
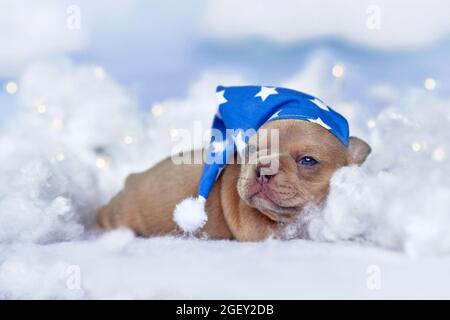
297 156 318 167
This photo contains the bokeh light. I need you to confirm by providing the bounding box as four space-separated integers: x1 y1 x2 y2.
432 147 446 162
96 157 108 169
151 105 164 117
411 142 422 152
94 67 105 79
424 78 437 91
55 153 65 161
36 103 46 114
332 64 345 78
5 81 18 95
123 135 134 145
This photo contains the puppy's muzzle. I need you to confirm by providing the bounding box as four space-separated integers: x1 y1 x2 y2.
255 162 275 184
254 153 279 184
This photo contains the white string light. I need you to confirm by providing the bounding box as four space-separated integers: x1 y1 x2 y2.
55 153 65 161
36 103 46 114
432 147 445 162
367 119 376 129
96 157 108 169
332 64 345 78
5 81 18 95
424 78 436 91
411 142 422 152
151 105 164 117
93 67 105 79
169 127 179 138
123 135 134 145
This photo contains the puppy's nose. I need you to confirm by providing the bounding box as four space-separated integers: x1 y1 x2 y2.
256 163 275 184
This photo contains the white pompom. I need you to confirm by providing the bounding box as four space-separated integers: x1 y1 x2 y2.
173 197 208 233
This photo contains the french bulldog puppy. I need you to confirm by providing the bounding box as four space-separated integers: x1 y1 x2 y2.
96 119 370 241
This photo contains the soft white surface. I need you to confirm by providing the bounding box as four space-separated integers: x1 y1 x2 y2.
304 92 450 256
0 58 449 298
1 1 450 297
2 233 450 299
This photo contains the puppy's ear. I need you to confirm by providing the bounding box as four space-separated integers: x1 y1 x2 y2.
347 136 371 165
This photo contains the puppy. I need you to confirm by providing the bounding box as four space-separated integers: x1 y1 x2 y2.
96 119 371 241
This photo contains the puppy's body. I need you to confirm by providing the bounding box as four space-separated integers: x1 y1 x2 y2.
96 120 370 241
96 154 275 240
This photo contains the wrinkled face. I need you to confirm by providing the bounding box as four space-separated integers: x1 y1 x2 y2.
237 119 370 222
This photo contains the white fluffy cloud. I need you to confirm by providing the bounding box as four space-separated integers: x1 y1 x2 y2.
1 0 450 295
1 56 450 297
0 0 86 76
302 91 450 256
0 59 143 243
201 0 450 49
0 58 243 244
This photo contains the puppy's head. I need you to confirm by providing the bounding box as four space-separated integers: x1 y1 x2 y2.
237 119 371 222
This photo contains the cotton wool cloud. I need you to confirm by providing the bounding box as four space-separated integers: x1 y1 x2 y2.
1 55 450 298
301 92 450 256
201 0 450 49
2 56 450 254
0 0 86 76
2 0 450 300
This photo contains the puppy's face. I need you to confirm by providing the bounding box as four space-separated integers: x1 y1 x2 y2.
237 119 371 222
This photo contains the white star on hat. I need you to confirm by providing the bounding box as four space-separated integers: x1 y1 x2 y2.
217 90 227 105
308 117 331 130
311 98 329 111
255 86 278 102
